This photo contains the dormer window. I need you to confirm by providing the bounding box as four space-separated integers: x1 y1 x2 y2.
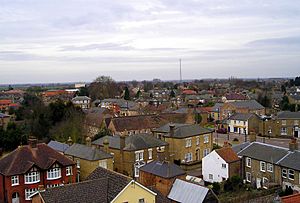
47 163 61 180
25 167 40 184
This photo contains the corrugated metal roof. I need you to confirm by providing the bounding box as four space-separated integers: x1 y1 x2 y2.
168 179 209 203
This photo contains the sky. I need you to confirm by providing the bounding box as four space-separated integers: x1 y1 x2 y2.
0 0 300 84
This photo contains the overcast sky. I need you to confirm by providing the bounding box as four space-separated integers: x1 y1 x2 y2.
1 0 300 84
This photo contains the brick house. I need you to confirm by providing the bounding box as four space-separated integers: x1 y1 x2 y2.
0 138 76 203
105 113 190 136
235 138 300 191
153 123 214 171
220 100 265 120
92 133 169 178
259 111 300 138
139 160 186 196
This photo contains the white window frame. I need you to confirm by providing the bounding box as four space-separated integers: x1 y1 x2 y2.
148 149 153 160
294 120 299 126
47 166 61 180
246 157 251 168
135 150 144 162
267 163 273 173
66 166 72 176
260 161 266 172
185 152 193 162
134 166 140 177
196 136 200 146
25 188 38 200
282 168 287 178
203 149 210 157
204 135 209 144
11 175 19 186
281 127 287 135
185 138 192 148
262 177 268 189
24 168 40 184
246 172 251 183
99 160 108 169
282 120 286 125
288 169 295 180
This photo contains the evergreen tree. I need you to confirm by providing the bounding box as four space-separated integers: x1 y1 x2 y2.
124 87 130 100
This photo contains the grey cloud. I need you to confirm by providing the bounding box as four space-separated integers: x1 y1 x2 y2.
60 43 134 51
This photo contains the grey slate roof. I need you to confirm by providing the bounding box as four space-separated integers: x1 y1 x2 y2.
154 123 213 138
64 143 113 161
231 100 265 110
211 103 223 112
92 133 168 151
277 111 300 119
168 179 209 203
86 167 131 202
140 161 186 178
232 142 250 154
238 142 289 163
48 140 69 153
228 113 258 121
40 178 109 203
72 96 91 101
277 151 300 171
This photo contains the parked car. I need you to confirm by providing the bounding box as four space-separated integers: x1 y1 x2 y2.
216 128 227 134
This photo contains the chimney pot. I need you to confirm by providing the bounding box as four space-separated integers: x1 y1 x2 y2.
289 138 298 151
28 136 37 148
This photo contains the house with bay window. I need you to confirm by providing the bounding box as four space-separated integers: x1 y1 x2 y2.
0 138 76 203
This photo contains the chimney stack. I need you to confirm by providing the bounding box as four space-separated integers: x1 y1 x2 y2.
120 130 127 173
249 132 256 143
67 137 73 146
169 123 175 137
85 136 92 147
103 137 110 153
28 136 37 148
223 141 230 148
289 137 298 152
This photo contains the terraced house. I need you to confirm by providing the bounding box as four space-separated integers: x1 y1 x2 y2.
234 138 300 191
153 123 214 171
0 138 76 203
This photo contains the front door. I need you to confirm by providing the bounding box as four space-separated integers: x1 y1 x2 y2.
12 192 20 203
256 178 261 189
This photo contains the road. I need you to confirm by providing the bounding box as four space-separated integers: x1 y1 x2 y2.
213 132 292 148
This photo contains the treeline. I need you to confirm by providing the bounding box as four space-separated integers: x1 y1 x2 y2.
0 93 85 151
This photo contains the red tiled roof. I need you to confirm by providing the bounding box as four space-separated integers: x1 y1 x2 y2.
0 100 12 105
182 89 197 95
197 107 212 113
43 90 69 97
0 143 75 176
216 147 240 163
281 193 300 203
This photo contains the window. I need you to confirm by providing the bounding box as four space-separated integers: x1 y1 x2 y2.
196 136 200 146
66 166 72 176
148 149 153 160
246 157 251 168
294 120 299 126
99 160 107 169
282 168 287 178
288 169 295 180
267 163 273 173
134 167 140 177
76 160 80 169
11 176 19 186
25 168 40 184
185 138 192 148
281 127 287 135
185 153 192 162
222 164 226 169
138 198 145 203
25 188 37 200
209 174 213 180
46 184 60 188
246 172 251 182
282 120 286 125
204 135 209 144
260 161 266 172
262 177 269 189
47 167 61 180
203 149 210 157
135 150 144 162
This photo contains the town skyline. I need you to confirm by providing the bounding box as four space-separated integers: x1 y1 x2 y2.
1 0 300 84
